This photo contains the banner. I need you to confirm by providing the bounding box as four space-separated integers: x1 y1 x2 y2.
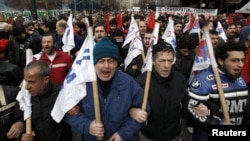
156 7 218 16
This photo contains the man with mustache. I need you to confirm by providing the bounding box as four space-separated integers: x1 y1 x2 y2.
33 33 73 85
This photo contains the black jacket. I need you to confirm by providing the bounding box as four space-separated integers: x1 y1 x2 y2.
0 59 23 86
174 50 195 80
31 83 72 141
0 85 21 141
135 68 188 141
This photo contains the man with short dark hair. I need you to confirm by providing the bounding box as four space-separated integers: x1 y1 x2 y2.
183 41 248 141
33 33 73 85
20 60 72 141
131 41 188 141
209 29 219 48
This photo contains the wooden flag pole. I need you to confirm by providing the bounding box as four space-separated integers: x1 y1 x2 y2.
141 22 160 111
203 27 230 123
25 49 33 134
141 71 151 111
26 118 32 134
92 80 103 140
141 51 146 63
212 67 231 123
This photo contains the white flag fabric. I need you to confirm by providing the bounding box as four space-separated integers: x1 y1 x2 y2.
62 14 75 52
16 49 33 120
189 15 200 34
183 18 192 33
33 51 42 60
124 34 144 70
51 27 96 123
216 21 227 42
161 17 176 50
122 17 138 48
183 14 195 33
141 23 160 73
188 30 215 83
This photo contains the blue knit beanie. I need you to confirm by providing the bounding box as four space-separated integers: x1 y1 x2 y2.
93 36 119 64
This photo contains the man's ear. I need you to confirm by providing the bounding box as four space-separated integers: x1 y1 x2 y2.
44 76 50 83
217 58 223 66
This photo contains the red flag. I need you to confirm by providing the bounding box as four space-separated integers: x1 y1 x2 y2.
228 14 233 24
117 14 123 29
106 13 110 34
147 12 155 30
247 16 250 26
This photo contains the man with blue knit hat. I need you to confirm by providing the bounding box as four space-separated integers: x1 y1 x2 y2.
65 36 149 141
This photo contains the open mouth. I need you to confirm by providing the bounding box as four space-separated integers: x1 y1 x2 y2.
102 70 111 77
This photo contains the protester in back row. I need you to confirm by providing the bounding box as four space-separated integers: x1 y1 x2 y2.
44 19 57 37
0 41 23 86
183 41 249 141
93 22 106 43
174 19 184 44
55 19 84 59
32 20 45 36
108 18 125 61
33 33 73 85
20 60 72 141
75 21 87 39
130 41 188 141
224 23 237 42
121 15 131 36
7 27 31 68
138 20 147 43
157 16 167 38
174 35 196 80
124 29 152 78
0 23 13 39
209 29 219 49
93 22 124 70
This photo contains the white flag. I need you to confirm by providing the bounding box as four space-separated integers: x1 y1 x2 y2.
189 15 200 34
216 21 227 42
141 23 160 73
122 17 138 48
16 49 33 120
51 27 97 123
62 14 75 52
162 17 176 50
183 14 195 33
124 34 144 70
188 30 216 83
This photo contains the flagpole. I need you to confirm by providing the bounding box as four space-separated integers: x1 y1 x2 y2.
26 118 32 134
203 27 230 123
25 49 33 134
88 26 103 140
92 81 103 140
141 71 151 110
141 22 160 111
141 51 145 63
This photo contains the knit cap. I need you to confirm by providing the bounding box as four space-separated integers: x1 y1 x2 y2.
93 36 119 64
